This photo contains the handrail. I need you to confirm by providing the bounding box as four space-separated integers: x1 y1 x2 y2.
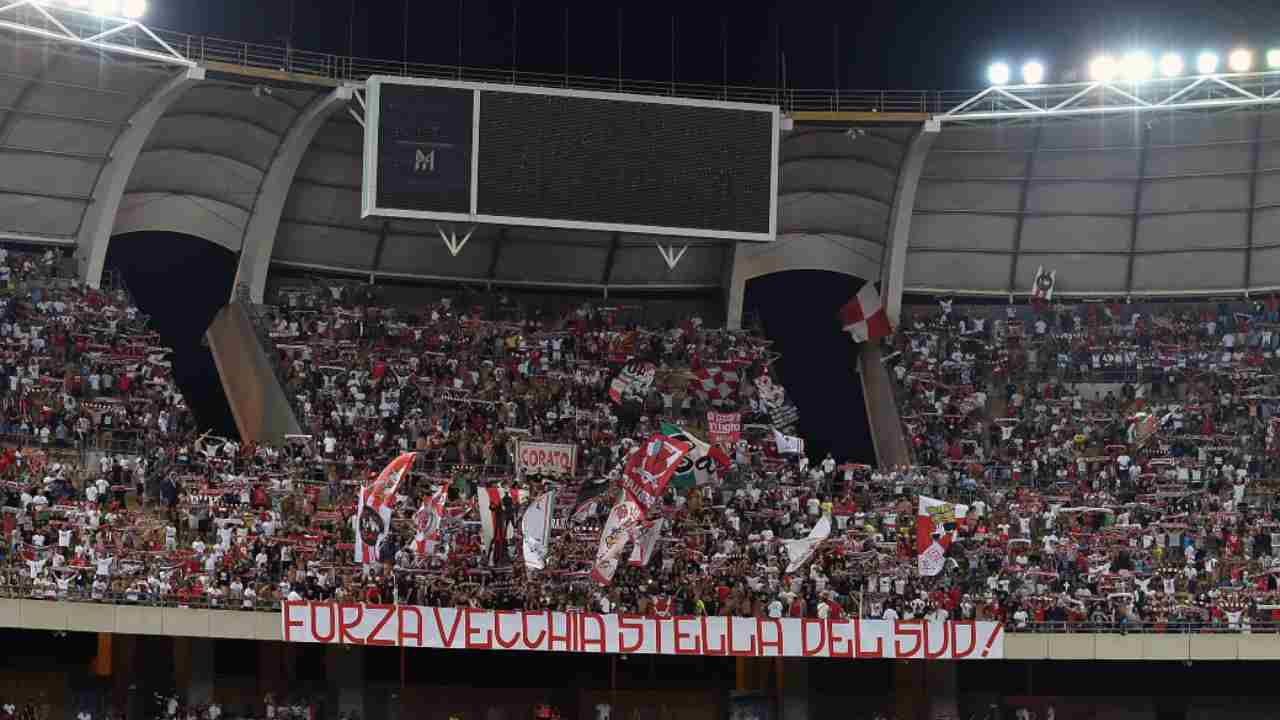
49 12 971 114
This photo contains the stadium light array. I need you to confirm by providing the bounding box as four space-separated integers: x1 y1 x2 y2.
1121 51 1155 82
37 0 146 19
1228 48 1253 72
1089 55 1118 82
1158 52 1184 77
1197 51 1219 74
1021 61 1045 85
1270 49 1280 69
987 62 1011 86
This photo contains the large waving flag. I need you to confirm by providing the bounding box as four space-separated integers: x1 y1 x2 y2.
784 514 831 573
412 485 448 557
521 490 556 571
355 452 416 564
839 283 891 343
478 484 524 560
917 496 967 577
591 492 644 585
628 518 666 568
616 433 690 515
661 424 730 490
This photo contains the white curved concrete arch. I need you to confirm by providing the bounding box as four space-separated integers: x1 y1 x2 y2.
233 86 353 303
724 232 886 330
881 119 940 329
75 65 205 288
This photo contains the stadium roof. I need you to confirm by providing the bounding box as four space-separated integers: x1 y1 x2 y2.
4 9 1280 326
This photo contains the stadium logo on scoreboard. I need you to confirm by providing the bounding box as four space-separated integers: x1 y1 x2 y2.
414 148 436 174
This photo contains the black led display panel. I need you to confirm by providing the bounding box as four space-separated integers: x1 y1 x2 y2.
374 84 473 213
475 91 773 235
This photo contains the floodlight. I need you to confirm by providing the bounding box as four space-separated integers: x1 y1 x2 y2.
987 62 1011 86
1021 61 1045 85
1089 55 1118 82
1158 52 1183 77
91 0 117 16
1228 48 1252 72
1121 51 1154 82
1197 51 1219 75
121 0 146 18
1269 49 1280 69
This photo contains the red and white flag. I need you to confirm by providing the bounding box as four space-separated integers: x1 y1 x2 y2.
478 484 524 560
616 433 691 515
688 365 740 404
916 496 967 577
628 517 666 568
839 283 891 343
355 452 416 564
521 490 556 571
591 493 644 585
412 485 448 557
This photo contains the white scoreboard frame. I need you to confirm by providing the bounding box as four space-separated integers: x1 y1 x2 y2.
360 75 779 242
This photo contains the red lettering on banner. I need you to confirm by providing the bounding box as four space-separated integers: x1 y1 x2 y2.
493 610 521 650
893 619 924 658
432 607 464 648
756 618 784 656
283 600 306 642
701 617 727 656
464 607 493 650
924 623 950 659
800 618 826 657
949 621 977 658
520 611 547 650
618 614 645 654
338 603 366 645
366 605 396 646
547 612 572 652
673 617 701 655
397 606 424 647
651 617 670 654
854 619 884 658
580 614 606 654
726 618 757 657
981 623 1003 658
308 602 336 643
826 619 854 658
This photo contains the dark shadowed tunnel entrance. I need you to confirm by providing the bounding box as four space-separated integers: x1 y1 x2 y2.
744 269 875 465
105 232 238 437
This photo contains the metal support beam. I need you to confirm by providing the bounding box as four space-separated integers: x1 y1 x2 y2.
941 71 1280 123
231 85 353 303
76 65 204 288
488 228 507 281
0 1 194 68
1244 114 1264 292
1124 124 1152 296
601 232 621 285
369 220 389 284
879 118 940 329
1007 125 1042 296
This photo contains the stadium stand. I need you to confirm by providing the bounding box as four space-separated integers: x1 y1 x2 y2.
2 248 1279 637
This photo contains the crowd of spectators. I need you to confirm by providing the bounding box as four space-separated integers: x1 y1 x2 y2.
2 247 1280 633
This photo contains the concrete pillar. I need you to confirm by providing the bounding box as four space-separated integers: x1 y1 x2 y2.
925 662 958 720
894 661 957 720
325 646 365 719
778 658 809 720
174 638 215 707
880 119 940 330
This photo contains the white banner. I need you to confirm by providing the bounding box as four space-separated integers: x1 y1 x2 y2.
516 441 578 478
281 602 1005 660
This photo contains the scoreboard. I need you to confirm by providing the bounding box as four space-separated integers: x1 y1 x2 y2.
362 76 779 242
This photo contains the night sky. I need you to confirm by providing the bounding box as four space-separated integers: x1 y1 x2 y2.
145 0 1280 89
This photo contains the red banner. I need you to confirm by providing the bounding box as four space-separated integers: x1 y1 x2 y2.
281 602 1004 660
706 411 742 444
